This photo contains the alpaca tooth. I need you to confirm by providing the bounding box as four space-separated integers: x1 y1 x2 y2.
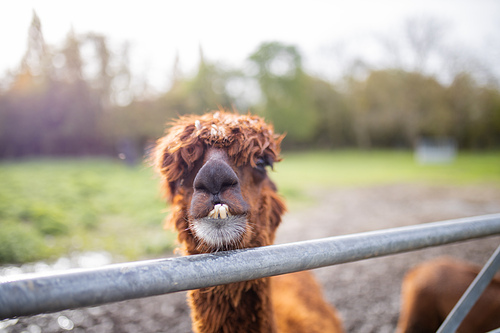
208 205 218 218
206 204 231 219
219 206 227 219
213 205 220 219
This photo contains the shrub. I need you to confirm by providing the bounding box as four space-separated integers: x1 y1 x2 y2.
22 203 69 236
0 222 49 264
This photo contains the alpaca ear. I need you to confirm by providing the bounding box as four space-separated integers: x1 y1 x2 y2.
158 152 177 201
154 140 182 202
154 132 204 202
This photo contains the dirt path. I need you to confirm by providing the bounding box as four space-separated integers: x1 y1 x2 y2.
4 184 500 332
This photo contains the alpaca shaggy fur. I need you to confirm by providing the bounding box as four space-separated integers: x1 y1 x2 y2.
154 110 343 333
396 257 500 333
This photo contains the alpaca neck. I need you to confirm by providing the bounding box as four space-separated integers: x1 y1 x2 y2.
188 278 277 333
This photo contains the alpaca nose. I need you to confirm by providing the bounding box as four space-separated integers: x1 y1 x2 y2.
193 158 239 200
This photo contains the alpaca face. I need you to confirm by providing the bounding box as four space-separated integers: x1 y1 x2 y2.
188 148 250 250
154 111 286 254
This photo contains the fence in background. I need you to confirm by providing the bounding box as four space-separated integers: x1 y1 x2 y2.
1 213 500 331
415 137 457 164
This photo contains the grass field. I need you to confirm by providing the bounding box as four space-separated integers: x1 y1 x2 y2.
0 159 172 264
273 150 500 200
1 150 499 264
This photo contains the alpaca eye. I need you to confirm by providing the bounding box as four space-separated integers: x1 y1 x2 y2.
255 156 273 172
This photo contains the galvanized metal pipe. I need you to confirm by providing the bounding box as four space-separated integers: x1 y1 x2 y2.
1 213 500 319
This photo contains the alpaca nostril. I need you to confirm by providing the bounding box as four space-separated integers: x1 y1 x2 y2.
193 158 239 196
212 193 221 205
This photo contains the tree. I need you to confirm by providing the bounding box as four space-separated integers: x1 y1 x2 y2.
20 11 52 81
347 69 452 148
249 42 319 146
404 16 446 73
85 33 113 108
307 77 353 147
184 47 234 113
448 73 500 148
0 11 51 157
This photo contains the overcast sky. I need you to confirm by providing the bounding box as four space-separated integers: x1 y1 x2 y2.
1 0 499 90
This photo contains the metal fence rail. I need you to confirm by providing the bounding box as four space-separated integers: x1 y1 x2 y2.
1 213 500 320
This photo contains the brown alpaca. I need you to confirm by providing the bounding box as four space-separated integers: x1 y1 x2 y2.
396 257 500 333
154 110 343 333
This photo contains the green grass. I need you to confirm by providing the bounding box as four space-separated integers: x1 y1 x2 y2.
271 150 500 204
0 159 174 264
0 150 498 264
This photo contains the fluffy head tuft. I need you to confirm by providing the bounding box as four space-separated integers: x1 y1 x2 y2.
154 109 284 200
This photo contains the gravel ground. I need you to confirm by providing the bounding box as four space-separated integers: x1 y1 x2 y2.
2 184 500 333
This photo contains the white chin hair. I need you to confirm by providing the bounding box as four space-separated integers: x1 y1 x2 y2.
192 216 247 250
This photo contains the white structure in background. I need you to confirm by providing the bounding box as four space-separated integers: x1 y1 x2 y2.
415 137 457 164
